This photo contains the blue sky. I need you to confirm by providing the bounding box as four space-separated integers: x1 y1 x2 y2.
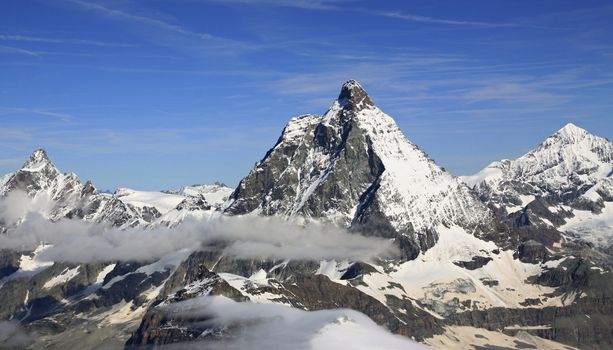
1 0 612 191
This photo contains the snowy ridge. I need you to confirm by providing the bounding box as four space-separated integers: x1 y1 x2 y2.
20 149 56 173
114 188 185 214
462 123 613 246
0 150 155 228
43 266 80 289
463 123 613 211
0 150 230 229
165 183 233 208
510 123 612 197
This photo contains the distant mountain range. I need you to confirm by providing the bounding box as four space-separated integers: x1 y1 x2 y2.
1 81 612 349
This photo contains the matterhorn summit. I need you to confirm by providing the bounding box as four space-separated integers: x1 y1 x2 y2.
225 80 499 259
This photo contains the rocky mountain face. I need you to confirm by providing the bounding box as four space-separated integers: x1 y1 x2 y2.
1 82 613 350
225 80 502 260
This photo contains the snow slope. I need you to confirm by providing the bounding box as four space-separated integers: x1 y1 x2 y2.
318 225 565 317
165 183 233 208
560 202 613 246
113 188 184 214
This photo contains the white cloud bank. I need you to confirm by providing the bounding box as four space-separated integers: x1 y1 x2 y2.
0 192 397 263
158 296 428 350
0 321 33 348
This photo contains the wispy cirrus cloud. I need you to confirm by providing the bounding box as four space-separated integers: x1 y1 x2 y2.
0 107 73 122
205 0 352 11
378 11 524 28
65 0 252 55
0 34 133 47
206 0 555 30
0 321 34 349
0 44 40 57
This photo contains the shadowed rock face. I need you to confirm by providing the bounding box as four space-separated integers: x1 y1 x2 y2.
0 250 21 279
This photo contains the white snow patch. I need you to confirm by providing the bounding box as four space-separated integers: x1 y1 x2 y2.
113 188 184 214
218 272 289 305
166 183 234 207
460 161 505 188
96 264 116 284
324 226 564 313
18 244 54 273
561 202 613 246
43 266 80 289
316 260 352 281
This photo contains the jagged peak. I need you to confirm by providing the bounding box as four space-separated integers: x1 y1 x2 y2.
82 180 97 196
535 122 613 151
175 194 211 211
337 80 374 111
29 148 49 162
555 122 589 139
21 148 55 172
281 114 321 144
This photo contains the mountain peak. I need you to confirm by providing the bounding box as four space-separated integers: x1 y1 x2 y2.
31 148 48 160
337 80 374 111
22 148 54 172
555 123 589 140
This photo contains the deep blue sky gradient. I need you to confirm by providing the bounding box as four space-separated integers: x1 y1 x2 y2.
1 0 612 190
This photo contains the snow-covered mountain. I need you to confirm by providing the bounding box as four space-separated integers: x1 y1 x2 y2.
0 149 157 228
0 150 230 229
225 80 501 259
462 123 613 248
164 183 233 208
463 123 612 210
153 183 233 226
112 188 185 214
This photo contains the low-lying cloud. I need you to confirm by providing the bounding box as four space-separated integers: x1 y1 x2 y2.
0 193 397 263
0 321 34 348
157 296 427 350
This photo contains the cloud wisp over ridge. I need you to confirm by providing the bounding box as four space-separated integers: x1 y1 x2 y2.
0 34 134 47
0 107 73 123
65 0 253 55
375 10 564 29
0 191 397 263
